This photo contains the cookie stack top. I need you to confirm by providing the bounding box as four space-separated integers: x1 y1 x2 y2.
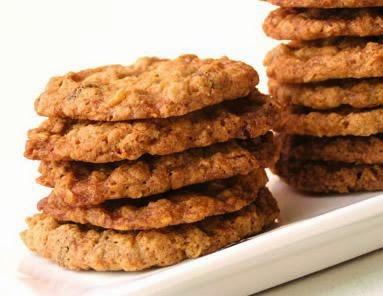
263 1 383 193
267 0 383 8
35 55 259 121
22 55 281 271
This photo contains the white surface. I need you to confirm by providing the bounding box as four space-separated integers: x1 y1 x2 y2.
259 249 383 296
0 0 382 295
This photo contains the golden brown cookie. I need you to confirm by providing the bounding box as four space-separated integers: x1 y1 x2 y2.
25 92 280 163
267 0 383 8
269 78 383 109
37 170 268 231
281 134 383 164
35 55 259 121
21 188 279 271
274 157 383 193
264 37 383 83
279 106 383 137
38 133 276 207
264 8 383 41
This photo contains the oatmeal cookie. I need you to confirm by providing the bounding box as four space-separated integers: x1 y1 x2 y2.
25 92 280 163
281 134 383 164
269 78 383 109
264 8 383 40
38 133 276 207
264 37 383 83
279 106 383 137
274 158 383 193
38 170 268 231
21 188 279 271
267 0 383 8
35 55 259 121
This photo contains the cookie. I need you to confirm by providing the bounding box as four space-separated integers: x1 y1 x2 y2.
279 106 383 137
274 158 383 193
281 134 383 164
35 55 259 121
264 8 383 41
38 170 268 231
21 188 279 271
25 92 280 163
269 78 383 109
264 37 383 83
38 133 276 207
267 0 383 8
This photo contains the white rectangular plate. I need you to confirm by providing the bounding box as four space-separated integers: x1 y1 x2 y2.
16 173 383 296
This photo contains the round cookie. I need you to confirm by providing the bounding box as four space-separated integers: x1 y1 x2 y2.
35 55 259 121
25 92 280 163
267 0 383 8
264 37 383 83
282 134 383 164
21 189 279 271
264 8 383 41
38 133 276 207
274 158 383 193
279 107 383 137
269 78 383 109
38 170 268 231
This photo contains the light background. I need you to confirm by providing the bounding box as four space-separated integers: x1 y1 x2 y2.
0 0 381 295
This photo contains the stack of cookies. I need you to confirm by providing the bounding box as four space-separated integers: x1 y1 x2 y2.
21 55 281 271
263 0 383 193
